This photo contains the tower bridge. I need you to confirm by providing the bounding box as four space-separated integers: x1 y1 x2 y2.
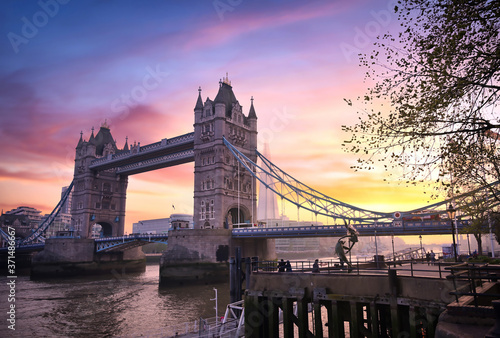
88 132 195 174
7 76 495 280
68 76 258 241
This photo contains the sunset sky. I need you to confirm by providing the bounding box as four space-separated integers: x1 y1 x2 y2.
0 0 451 243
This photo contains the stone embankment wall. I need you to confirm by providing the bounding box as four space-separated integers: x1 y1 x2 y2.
31 238 146 279
159 228 276 285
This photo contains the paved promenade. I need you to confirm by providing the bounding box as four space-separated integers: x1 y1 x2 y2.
388 261 450 278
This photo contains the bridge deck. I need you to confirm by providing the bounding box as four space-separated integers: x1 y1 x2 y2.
232 220 467 238
89 132 194 173
95 233 168 252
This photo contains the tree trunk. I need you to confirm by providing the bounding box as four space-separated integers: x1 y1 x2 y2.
474 233 483 256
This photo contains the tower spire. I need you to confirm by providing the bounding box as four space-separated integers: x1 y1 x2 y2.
194 86 203 110
248 96 257 119
77 131 84 148
222 72 231 86
123 136 129 151
89 127 95 143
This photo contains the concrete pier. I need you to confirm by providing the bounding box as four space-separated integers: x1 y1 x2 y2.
159 229 276 286
244 270 450 337
31 238 146 279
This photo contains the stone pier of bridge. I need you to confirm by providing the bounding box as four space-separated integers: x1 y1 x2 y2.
31 237 146 279
159 228 276 286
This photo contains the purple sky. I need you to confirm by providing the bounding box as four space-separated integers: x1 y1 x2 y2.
0 0 437 239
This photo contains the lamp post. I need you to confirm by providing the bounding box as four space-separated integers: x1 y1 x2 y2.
419 234 423 260
467 233 471 256
391 233 396 267
447 203 458 262
374 230 379 269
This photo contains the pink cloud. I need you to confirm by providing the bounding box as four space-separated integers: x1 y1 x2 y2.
180 2 352 52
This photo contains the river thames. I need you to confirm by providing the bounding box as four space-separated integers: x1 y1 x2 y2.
1 263 230 337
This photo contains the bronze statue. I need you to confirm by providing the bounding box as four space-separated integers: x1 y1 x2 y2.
335 221 359 271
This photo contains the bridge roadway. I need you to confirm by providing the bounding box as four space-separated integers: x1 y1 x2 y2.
231 219 467 238
3 219 465 253
94 233 168 252
88 132 194 175
0 234 169 253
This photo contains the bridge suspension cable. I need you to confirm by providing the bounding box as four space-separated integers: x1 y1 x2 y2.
18 180 74 245
223 137 500 223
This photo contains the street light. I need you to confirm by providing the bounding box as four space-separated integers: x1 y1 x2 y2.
391 233 396 267
419 234 423 260
467 233 471 256
447 203 458 262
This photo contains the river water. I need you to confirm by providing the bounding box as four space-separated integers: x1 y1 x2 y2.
1 263 230 337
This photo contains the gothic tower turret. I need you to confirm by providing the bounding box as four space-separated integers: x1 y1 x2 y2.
193 76 258 229
72 122 129 238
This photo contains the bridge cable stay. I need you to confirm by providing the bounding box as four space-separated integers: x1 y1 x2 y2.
223 137 500 224
18 180 74 245
223 137 391 223
0 228 11 243
256 148 500 221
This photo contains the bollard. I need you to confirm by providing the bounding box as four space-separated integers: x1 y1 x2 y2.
486 300 500 338
235 247 242 302
229 257 237 304
245 257 251 291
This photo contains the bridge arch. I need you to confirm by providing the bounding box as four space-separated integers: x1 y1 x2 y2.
226 204 251 228
91 221 115 238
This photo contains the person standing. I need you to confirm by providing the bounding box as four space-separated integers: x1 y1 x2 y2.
312 259 320 273
430 250 436 265
278 259 285 272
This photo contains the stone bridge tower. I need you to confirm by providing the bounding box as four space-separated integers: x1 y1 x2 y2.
72 122 129 238
193 76 258 229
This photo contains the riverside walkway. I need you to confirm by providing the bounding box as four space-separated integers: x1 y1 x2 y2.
242 259 500 337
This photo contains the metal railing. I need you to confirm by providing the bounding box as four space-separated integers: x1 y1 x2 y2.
446 263 500 307
119 316 241 338
251 259 448 279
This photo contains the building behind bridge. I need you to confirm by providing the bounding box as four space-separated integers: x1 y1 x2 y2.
132 214 193 234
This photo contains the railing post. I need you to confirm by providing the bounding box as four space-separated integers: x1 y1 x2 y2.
450 266 459 303
471 266 478 307
229 257 237 304
245 257 251 291
251 256 259 273
486 300 500 338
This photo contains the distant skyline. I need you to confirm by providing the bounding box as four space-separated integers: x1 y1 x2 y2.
0 0 452 243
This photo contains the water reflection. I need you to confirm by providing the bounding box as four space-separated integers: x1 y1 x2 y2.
1 264 230 337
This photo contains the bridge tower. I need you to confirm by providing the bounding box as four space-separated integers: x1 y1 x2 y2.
193 75 258 229
72 121 129 238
